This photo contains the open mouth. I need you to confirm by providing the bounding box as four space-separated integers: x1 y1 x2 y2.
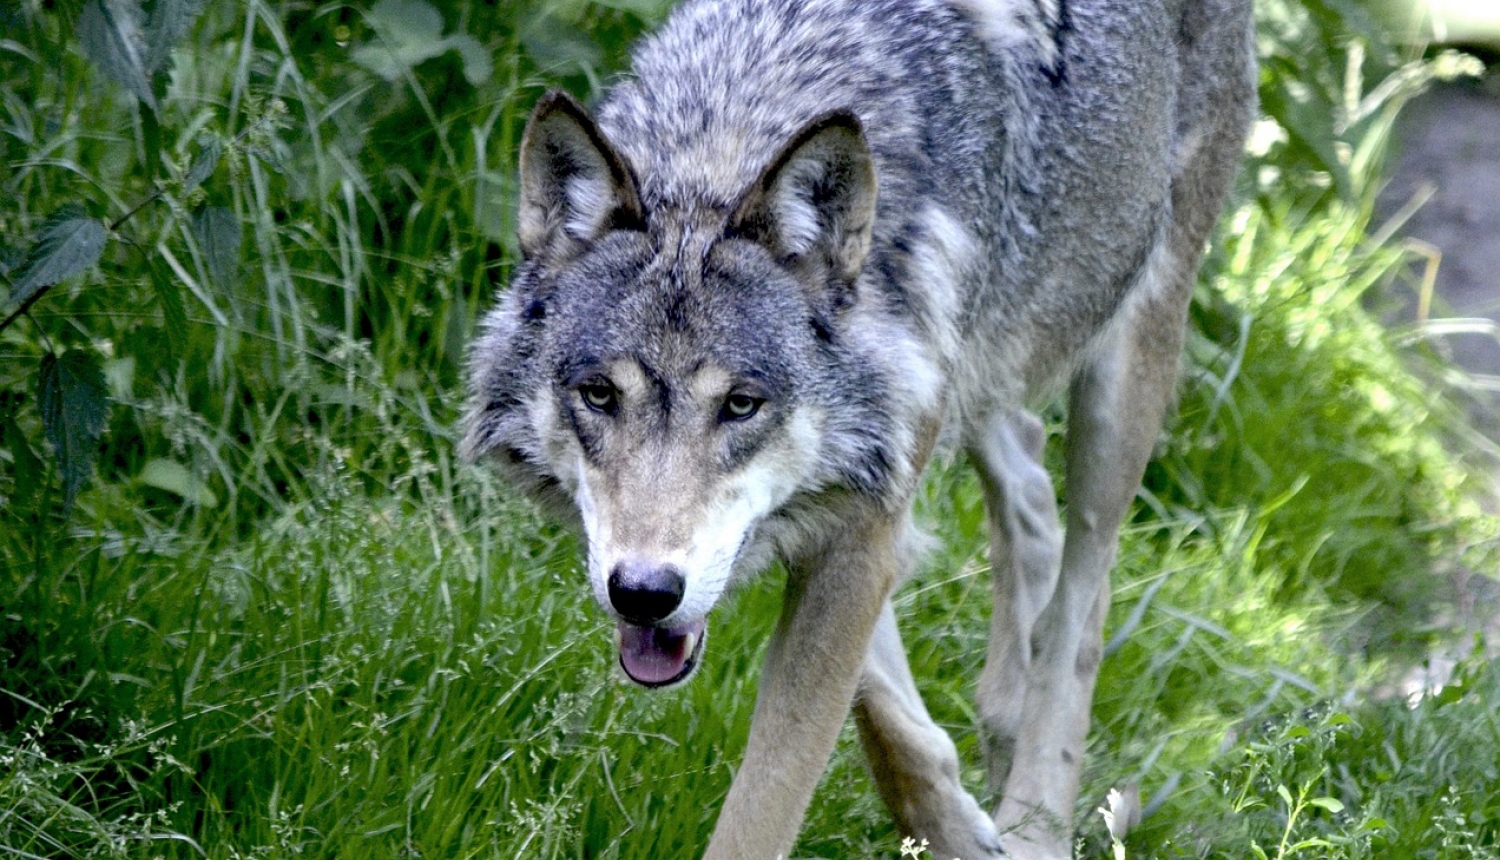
615 618 707 687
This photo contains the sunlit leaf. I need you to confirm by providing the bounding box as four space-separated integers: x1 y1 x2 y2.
352 0 445 79
1308 796 1345 814
77 0 157 110
140 458 218 507
451 34 493 86
7 205 108 311
521 12 602 74
37 350 109 507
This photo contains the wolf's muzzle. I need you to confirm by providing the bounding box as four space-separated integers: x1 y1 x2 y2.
608 560 705 687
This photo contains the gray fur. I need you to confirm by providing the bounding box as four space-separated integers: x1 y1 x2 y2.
463 0 1255 856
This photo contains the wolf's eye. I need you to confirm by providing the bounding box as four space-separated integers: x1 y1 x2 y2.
579 382 618 414
720 393 763 422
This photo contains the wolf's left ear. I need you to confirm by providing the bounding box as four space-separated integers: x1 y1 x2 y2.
518 91 645 262
728 110 877 289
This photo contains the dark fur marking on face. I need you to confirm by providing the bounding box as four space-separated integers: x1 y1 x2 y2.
664 289 695 334
810 315 835 344
563 397 607 462
719 392 786 470
638 360 675 420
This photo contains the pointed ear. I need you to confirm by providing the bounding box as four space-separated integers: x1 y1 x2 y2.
517 91 645 262
727 110 877 286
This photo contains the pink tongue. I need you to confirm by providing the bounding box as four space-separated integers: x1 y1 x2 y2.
617 619 704 685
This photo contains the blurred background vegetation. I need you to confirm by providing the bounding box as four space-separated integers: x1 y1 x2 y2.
2 0 1498 857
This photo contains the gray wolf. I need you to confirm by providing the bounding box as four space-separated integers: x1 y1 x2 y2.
462 0 1254 856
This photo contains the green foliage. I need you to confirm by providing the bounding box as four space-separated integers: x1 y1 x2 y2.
1148 0 1494 631
0 0 668 527
1 0 1497 858
77 0 159 110
352 0 494 85
6 204 108 312
1158 196 1486 626
37 349 109 506
1119 659 1500 859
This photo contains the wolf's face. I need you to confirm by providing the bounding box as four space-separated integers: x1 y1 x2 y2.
464 92 882 687
531 232 833 686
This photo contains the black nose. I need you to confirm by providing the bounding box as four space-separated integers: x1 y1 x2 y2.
608 560 685 625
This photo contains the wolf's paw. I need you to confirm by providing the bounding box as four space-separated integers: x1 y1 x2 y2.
917 791 1007 860
992 834 1068 860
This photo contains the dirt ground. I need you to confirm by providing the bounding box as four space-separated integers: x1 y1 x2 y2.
1378 74 1500 438
1373 71 1500 694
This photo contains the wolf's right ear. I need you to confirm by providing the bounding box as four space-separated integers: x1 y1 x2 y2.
517 91 645 262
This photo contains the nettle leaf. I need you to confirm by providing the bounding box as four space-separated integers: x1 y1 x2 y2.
37 350 110 507
192 206 241 289
185 137 222 191
7 205 109 311
144 0 206 75
77 0 158 111
352 0 492 85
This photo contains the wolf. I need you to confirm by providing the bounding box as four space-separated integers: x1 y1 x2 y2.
462 0 1254 856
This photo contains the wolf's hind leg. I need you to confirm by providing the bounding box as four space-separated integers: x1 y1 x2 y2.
990 238 1193 859
855 602 1006 860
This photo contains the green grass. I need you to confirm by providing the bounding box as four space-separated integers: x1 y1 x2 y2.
3 1 1500 858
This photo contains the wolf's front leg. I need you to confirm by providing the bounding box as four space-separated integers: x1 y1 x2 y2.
704 513 901 860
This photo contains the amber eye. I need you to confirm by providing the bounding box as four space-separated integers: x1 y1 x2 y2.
720 393 762 422
579 382 617 414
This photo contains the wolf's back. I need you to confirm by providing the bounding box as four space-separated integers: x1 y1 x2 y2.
596 0 1007 217
592 0 1254 404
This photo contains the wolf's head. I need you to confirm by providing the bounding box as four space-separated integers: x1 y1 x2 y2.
463 91 897 687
